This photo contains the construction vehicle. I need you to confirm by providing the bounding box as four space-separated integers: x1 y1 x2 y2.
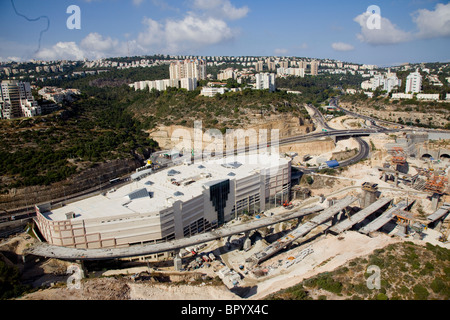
283 201 293 209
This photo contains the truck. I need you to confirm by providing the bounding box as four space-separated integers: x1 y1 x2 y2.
325 160 339 168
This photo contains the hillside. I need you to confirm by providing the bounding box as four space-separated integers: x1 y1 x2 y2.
264 241 450 300
340 94 450 129
128 87 311 131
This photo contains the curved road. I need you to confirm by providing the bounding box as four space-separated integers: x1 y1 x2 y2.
25 205 324 260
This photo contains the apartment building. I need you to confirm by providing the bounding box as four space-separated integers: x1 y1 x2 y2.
0 80 40 119
169 59 207 81
405 70 422 94
217 68 236 81
255 73 276 92
200 87 227 97
310 60 319 76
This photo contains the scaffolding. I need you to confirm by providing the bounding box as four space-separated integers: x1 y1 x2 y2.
424 175 448 194
388 147 407 165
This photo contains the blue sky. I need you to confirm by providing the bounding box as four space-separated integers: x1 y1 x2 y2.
1 0 449 66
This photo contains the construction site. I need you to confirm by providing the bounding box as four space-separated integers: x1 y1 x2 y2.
2 113 450 300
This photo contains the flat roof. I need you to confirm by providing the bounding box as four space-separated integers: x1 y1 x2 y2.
43 154 289 222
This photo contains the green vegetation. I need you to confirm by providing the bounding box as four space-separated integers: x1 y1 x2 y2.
0 261 30 300
277 74 363 106
265 242 450 300
128 86 310 130
0 86 158 190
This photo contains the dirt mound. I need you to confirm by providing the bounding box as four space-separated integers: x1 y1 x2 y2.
129 282 241 300
19 276 242 300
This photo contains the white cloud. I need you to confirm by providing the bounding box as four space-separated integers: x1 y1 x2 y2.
35 42 85 61
137 13 237 53
80 32 134 60
274 48 289 56
354 12 413 45
331 42 355 51
0 56 23 62
33 0 248 60
133 0 144 6
165 15 234 50
81 33 118 53
413 3 450 39
192 0 249 20
137 18 165 47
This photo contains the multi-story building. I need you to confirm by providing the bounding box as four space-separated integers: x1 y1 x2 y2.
267 60 277 71
217 68 236 81
133 78 197 92
369 73 401 93
34 154 292 250
180 77 197 91
417 93 440 101
370 75 384 91
279 61 289 69
391 93 413 100
405 70 422 94
200 87 227 97
0 80 40 119
384 75 401 93
277 67 305 78
169 59 207 81
255 73 276 92
255 61 264 72
310 60 319 76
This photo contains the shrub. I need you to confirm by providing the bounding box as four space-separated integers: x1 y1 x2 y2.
413 285 429 300
376 293 388 300
431 277 445 294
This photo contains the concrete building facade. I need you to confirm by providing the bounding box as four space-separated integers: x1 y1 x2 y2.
405 70 422 94
169 59 207 81
34 155 291 249
0 80 40 119
255 73 276 92
310 60 319 76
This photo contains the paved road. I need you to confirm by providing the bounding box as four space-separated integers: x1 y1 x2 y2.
305 104 371 169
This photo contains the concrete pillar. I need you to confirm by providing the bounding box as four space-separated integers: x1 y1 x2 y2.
174 251 182 271
431 194 440 212
400 224 408 235
362 189 377 208
243 237 252 251
242 231 252 251
337 210 347 222
319 195 325 203
327 198 334 208
394 174 399 187
435 220 443 231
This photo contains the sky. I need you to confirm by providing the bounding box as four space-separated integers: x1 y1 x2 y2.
0 0 449 67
